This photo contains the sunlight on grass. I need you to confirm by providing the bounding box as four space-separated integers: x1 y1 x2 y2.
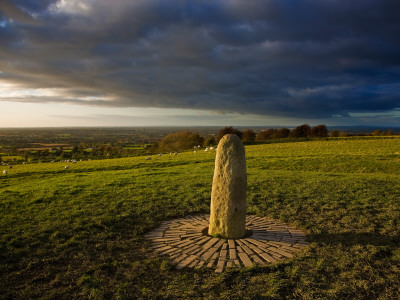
1 137 400 298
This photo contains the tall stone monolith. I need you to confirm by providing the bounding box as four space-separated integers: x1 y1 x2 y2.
208 134 247 239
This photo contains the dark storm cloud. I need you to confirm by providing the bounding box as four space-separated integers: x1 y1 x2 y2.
1 0 400 119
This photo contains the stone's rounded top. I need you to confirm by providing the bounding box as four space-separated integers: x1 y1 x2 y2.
219 134 242 145
217 134 245 157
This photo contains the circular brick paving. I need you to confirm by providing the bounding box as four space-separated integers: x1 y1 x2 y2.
145 214 309 273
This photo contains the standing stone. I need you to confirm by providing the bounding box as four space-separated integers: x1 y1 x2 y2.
208 134 247 239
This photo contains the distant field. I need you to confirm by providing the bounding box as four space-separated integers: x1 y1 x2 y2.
1 155 24 162
1 137 400 298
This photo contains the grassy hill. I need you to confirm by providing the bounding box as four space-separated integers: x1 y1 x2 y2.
1 137 400 299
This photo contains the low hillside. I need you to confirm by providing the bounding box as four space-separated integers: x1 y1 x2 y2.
1 137 400 298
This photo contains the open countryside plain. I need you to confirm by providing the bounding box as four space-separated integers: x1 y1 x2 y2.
1 137 400 298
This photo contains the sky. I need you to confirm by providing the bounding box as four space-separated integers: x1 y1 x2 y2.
0 0 400 128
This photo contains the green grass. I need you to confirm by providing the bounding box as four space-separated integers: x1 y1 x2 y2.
1 137 400 298
1 155 24 162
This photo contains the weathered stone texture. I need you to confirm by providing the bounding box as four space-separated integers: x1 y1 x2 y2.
208 134 247 239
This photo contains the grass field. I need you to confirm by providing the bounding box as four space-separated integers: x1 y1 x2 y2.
1 137 400 299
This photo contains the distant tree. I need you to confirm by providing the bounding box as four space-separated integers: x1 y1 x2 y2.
290 124 311 138
216 126 243 142
256 128 277 140
275 128 290 138
372 129 382 136
330 130 339 137
154 131 204 152
242 129 256 142
203 137 216 147
311 124 328 138
385 129 395 136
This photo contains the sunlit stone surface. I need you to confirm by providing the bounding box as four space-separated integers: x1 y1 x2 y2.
208 134 247 239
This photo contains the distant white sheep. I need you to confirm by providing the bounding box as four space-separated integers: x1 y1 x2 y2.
3 170 7 175
145 156 152 160
158 154 162 156
65 165 70 169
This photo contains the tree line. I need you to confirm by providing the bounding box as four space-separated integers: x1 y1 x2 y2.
152 124 328 152
2 125 398 163
152 124 400 153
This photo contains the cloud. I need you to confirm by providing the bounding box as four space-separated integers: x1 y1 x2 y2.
1 0 400 122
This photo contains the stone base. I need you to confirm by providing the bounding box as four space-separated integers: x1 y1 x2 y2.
145 215 309 273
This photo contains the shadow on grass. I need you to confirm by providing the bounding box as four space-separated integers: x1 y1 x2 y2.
309 232 400 247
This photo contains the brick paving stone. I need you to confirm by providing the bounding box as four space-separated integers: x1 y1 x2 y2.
206 252 219 268
176 255 198 269
251 254 266 265
190 248 204 256
213 239 227 250
268 247 294 258
236 239 244 247
159 247 180 256
165 248 182 257
195 260 205 269
192 246 210 258
215 259 225 273
229 248 237 260
150 241 166 246
183 244 201 254
146 214 309 272
171 239 196 248
267 241 293 248
245 238 269 250
238 252 253 267
181 240 199 249
172 254 188 265
168 250 183 260
201 238 219 250
240 244 255 255
195 236 212 245
188 259 199 268
145 232 164 238
258 252 277 263
180 233 202 238
206 259 215 268
153 245 170 252
220 249 228 259
241 240 265 255
151 237 180 242
200 246 220 261
269 251 283 259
